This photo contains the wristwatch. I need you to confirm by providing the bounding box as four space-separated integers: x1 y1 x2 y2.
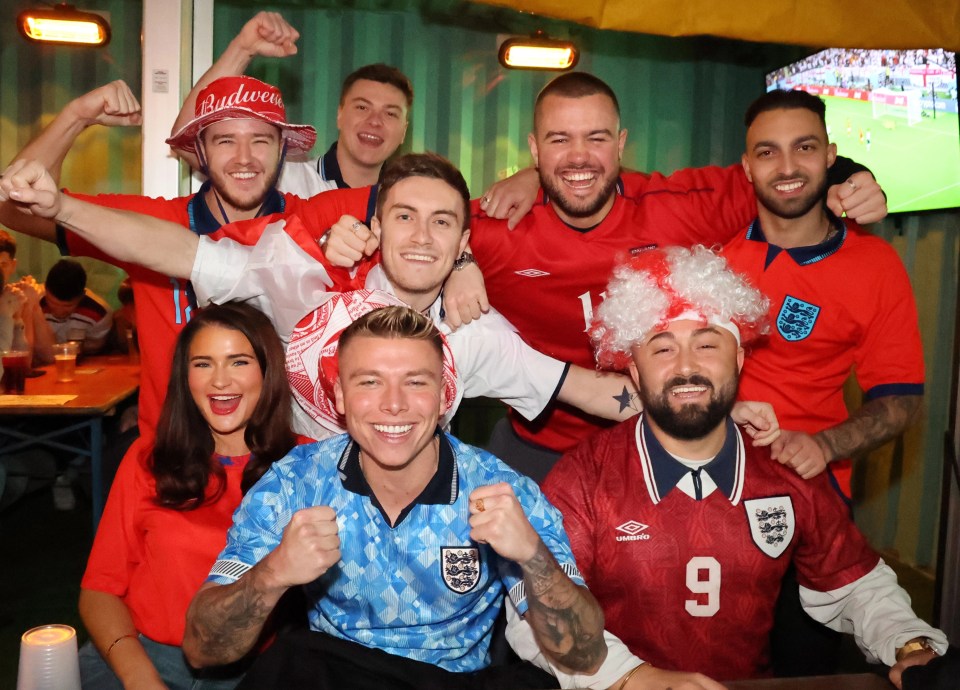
318 229 332 249
895 637 936 662
453 251 476 271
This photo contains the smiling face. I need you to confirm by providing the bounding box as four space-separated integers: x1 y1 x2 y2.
199 119 283 220
629 320 743 442
529 92 626 229
334 335 444 477
187 324 264 456
741 107 837 221
373 176 469 311
337 79 409 173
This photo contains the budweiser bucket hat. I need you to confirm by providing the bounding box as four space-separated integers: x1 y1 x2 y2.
166 75 316 154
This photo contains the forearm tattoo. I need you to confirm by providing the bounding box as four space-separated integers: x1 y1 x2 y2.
521 540 607 673
612 385 642 415
186 568 279 665
818 395 921 462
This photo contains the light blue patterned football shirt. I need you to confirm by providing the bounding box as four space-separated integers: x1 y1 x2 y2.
209 431 583 673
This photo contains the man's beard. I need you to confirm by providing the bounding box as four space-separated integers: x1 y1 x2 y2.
754 173 829 220
381 256 446 308
642 374 737 441
210 164 282 213
539 168 618 221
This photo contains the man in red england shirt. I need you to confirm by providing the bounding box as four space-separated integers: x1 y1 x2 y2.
543 246 945 688
721 87 925 678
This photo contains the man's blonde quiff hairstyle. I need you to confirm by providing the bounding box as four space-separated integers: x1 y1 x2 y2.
338 305 444 362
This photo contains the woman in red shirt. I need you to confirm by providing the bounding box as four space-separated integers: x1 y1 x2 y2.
78 302 302 689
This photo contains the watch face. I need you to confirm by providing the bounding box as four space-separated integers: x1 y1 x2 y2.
897 639 934 662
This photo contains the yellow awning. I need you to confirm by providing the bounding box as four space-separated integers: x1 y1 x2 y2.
472 0 960 52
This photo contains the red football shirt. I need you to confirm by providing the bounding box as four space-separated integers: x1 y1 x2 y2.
80 437 251 645
544 416 879 680
722 219 925 496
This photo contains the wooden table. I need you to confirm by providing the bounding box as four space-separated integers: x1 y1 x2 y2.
0 355 140 530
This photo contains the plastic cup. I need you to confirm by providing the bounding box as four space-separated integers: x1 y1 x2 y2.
53 342 78 383
1 350 30 394
17 624 81 690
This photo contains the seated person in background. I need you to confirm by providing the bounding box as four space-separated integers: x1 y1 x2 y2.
543 246 947 688
107 276 137 357
182 306 645 690
0 229 54 364
41 258 112 354
79 301 304 689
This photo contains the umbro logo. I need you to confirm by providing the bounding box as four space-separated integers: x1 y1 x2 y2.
515 268 550 278
615 520 651 542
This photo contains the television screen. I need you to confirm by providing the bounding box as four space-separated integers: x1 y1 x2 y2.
766 49 959 214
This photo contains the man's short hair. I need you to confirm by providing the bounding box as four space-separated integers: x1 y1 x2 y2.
0 229 17 258
744 89 827 129
376 153 471 230
45 259 87 302
534 72 620 125
339 305 443 363
340 63 414 109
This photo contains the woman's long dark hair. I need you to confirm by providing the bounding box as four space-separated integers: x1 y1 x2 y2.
152 302 297 509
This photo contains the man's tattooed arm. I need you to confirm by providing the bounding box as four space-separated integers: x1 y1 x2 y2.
520 540 607 674
558 367 642 421
817 394 922 461
182 565 287 667
183 505 341 668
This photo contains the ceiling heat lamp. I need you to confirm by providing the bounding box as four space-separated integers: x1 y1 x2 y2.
499 31 578 71
18 3 111 47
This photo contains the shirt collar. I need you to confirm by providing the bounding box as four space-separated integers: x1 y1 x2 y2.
338 428 458 526
746 210 846 267
636 414 745 505
188 180 286 235
365 268 444 322
319 142 349 189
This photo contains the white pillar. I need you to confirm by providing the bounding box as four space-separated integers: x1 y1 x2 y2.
190 0 214 194
141 0 213 198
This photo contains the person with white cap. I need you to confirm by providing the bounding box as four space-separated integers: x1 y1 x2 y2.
542 245 946 688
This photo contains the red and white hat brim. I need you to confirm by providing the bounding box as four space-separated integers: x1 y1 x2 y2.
165 108 317 154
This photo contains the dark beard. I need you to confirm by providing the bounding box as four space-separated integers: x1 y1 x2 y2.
642 374 737 441
754 173 829 220
539 169 618 220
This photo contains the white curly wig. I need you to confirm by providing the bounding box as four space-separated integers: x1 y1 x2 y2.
591 246 770 370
